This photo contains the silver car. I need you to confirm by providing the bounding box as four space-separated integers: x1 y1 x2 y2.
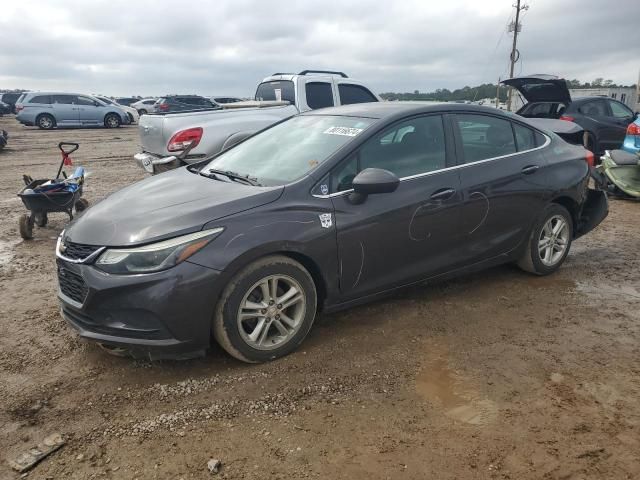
131 98 158 115
15 92 130 129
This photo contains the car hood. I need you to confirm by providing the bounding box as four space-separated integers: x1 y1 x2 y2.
501 75 571 103
66 167 283 247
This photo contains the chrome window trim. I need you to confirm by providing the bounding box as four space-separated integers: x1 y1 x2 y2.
312 133 550 199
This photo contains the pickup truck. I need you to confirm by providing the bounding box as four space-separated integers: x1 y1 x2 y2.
134 70 381 174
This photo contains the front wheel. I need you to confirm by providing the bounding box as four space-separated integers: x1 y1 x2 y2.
104 113 121 128
213 256 317 363
518 204 573 275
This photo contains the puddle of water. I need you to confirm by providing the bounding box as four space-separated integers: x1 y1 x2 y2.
416 348 497 425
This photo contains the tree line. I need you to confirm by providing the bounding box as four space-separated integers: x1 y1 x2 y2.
380 79 637 103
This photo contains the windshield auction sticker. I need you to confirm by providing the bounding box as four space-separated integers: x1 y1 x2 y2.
323 126 364 137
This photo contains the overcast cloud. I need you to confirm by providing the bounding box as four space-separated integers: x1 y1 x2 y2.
0 0 638 97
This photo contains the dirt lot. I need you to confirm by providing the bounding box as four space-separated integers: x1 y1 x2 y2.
0 115 639 480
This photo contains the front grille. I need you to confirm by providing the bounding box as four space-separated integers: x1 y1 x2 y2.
62 241 101 261
57 261 88 304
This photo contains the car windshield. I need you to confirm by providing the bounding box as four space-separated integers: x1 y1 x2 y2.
255 80 295 103
203 115 374 186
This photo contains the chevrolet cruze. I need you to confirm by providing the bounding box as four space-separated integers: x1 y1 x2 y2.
56 103 607 363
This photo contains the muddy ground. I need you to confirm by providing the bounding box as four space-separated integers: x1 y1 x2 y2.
0 115 638 480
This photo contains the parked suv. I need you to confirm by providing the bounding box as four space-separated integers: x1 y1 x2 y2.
0 92 24 113
502 75 639 155
154 95 218 113
15 92 130 129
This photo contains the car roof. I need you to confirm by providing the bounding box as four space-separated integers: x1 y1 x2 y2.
301 101 512 120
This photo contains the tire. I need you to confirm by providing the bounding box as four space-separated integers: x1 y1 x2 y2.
19 214 34 240
35 212 48 227
585 131 599 157
213 255 317 363
75 198 89 212
517 204 573 275
104 113 121 128
36 114 55 130
138 109 147 115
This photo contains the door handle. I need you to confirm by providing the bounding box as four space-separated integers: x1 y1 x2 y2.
521 165 540 175
430 188 456 201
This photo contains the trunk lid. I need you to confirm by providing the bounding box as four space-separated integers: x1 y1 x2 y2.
501 75 571 103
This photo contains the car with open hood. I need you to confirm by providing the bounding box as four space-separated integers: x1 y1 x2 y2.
502 75 639 155
56 102 607 363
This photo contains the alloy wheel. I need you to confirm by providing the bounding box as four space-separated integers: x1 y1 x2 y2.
39 116 53 129
237 274 306 350
538 215 569 266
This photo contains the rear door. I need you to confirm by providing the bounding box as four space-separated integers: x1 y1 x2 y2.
452 113 549 264
330 114 464 298
575 99 615 151
52 95 80 125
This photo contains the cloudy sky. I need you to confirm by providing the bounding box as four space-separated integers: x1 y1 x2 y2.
0 0 638 97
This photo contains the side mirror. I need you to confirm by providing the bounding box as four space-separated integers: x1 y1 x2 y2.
350 168 399 203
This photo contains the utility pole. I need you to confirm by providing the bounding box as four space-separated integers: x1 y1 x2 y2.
506 0 528 111
496 78 501 108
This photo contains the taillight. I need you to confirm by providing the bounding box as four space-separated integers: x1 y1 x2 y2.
585 149 594 168
560 115 575 122
158 103 169 111
627 123 640 135
167 127 203 152
15 105 24 112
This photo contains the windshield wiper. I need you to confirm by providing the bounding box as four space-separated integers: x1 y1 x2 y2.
206 168 261 186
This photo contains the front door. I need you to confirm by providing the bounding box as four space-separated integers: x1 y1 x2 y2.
77 96 103 125
329 114 465 299
452 113 549 264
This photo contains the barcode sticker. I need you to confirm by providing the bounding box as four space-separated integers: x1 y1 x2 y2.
323 126 364 137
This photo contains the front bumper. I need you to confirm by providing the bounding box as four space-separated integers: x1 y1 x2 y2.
134 152 181 174
57 258 224 360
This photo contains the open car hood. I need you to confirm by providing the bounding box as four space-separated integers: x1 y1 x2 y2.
501 75 571 103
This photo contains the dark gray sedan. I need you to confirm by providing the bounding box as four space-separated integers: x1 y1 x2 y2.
56 103 607 363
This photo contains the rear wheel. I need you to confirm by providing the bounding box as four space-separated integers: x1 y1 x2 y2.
36 114 55 130
104 113 121 128
35 212 48 227
19 214 34 240
75 198 89 212
518 204 573 275
138 109 147 115
213 255 317 363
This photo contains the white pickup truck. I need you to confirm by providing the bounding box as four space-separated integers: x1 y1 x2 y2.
134 70 381 174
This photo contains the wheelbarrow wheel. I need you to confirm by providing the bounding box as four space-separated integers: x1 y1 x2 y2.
75 198 89 212
35 212 48 227
19 214 34 240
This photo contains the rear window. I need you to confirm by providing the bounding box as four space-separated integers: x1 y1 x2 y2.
338 84 378 105
305 82 334 109
513 123 537 151
53 95 76 104
29 95 52 104
578 100 608 117
255 81 295 104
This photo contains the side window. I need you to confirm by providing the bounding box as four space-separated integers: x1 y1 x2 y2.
29 95 52 104
330 115 446 192
608 100 633 119
305 82 334 110
455 114 516 163
338 84 378 105
513 123 537 151
53 95 75 104
578 100 607 117
76 96 96 106
144 100 155 105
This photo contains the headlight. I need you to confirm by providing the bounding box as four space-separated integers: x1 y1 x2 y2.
95 228 223 274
